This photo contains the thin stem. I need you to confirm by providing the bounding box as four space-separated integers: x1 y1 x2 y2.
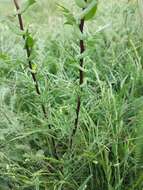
13 0 44 111
69 16 85 148
13 0 58 159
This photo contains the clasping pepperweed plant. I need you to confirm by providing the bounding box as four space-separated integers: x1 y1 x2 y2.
58 0 98 149
13 0 58 159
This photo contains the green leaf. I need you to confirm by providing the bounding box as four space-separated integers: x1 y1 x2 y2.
79 0 98 20
75 0 87 8
85 3 97 20
35 177 40 190
21 0 36 14
57 4 76 25
78 175 92 190
26 35 35 49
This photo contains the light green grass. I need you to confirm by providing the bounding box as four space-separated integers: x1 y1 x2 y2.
0 0 143 189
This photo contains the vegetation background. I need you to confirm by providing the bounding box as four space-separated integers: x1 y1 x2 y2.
0 0 143 189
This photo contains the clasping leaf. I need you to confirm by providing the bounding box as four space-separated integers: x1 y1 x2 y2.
79 0 98 20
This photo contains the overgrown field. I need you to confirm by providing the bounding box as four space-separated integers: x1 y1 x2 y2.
0 0 143 189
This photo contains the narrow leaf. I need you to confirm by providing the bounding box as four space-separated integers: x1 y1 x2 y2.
57 4 76 25
78 175 92 190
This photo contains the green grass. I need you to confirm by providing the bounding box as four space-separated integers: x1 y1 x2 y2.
0 0 143 189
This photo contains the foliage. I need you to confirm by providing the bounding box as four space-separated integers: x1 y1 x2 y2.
0 0 143 189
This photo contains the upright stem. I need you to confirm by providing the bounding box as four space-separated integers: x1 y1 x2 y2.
69 15 85 148
13 0 58 159
13 0 46 114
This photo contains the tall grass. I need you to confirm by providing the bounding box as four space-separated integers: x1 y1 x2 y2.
0 0 143 189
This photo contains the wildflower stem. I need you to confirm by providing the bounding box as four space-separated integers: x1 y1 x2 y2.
69 6 85 149
13 0 58 159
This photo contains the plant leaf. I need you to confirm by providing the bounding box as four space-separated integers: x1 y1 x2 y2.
79 0 98 20
25 34 35 49
85 4 98 20
78 175 92 190
21 0 36 14
57 4 76 25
